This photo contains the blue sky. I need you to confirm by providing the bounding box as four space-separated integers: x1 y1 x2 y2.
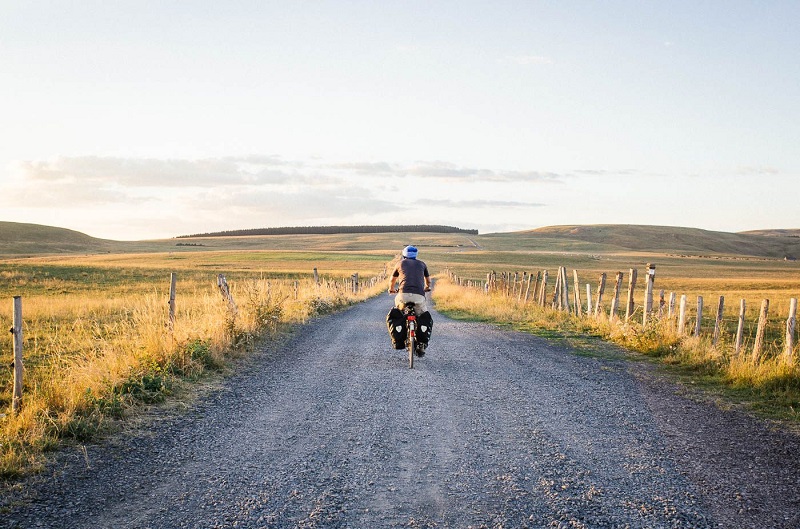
1 1 798 240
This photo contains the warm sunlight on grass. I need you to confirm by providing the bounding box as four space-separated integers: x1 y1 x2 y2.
433 275 800 421
0 256 389 478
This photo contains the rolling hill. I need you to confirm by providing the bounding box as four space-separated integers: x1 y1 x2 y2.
1 221 799 260
500 225 800 259
0 222 119 255
740 229 800 238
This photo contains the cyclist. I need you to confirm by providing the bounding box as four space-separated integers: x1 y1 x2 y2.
388 245 431 314
388 245 433 356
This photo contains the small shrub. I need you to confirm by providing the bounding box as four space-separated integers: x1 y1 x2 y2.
116 364 172 405
243 280 285 334
61 415 103 442
184 339 219 369
84 387 125 418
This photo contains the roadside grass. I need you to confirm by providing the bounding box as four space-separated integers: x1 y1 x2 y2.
0 254 389 478
432 279 800 422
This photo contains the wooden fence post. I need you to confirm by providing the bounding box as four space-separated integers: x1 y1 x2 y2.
539 270 548 307
643 264 656 326
625 268 638 322
586 283 592 316
594 273 607 318
712 296 725 346
313 268 320 285
562 267 571 314
785 298 797 360
573 270 582 317
12 296 24 414
735 299 746 357
551 269 561 309
668 292 677 320
352 273 359 294
752 299 769 363
678 295 688 334
609 272 623 321
658 290 666 318
217 274 238 315
518 272 527 301
168 273 177 333
695 296 704 337
524 272 534 303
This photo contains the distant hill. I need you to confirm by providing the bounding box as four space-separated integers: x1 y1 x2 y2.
514 225 800 259
740 229 800 238
0 222 118 256
3 221 799 260
178 225 479 238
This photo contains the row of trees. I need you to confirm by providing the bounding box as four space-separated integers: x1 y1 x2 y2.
178 225 478 238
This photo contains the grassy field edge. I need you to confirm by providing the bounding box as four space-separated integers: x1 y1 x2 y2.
432 279 800 424
0 277 386 481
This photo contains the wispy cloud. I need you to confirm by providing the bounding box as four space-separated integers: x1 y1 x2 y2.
570 169 644 178
188 187 399 218
6 155 565 208
4 180 145 207
735 165 780 176
15 157 305 187
407 162 562 183
3 154 565 238
326 160 565 183
329 161 396 174
503 54 554 66
419 199 545 208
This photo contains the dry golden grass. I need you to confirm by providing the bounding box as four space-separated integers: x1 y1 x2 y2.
0 255 388 478
433 275 800 421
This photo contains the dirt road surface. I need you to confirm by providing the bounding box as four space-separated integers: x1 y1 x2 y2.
3 295 799 528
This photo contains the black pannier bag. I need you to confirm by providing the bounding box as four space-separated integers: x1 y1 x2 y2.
386 308 406 349
417 311 433 345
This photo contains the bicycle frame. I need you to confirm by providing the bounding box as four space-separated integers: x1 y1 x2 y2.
403 303 417 369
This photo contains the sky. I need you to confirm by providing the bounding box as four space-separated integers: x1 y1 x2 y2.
1 1 798 240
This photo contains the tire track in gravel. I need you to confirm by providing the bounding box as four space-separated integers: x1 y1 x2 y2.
3 294 796 528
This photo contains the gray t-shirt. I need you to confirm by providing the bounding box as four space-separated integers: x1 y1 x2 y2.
392 258 429 295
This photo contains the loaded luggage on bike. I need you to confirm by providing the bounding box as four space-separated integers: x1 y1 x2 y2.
386 307 406 350
386 305 433 351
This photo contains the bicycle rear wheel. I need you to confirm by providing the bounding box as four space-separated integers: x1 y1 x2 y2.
407 334 415 369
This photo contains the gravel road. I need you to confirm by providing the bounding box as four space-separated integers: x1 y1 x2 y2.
3 294 799 528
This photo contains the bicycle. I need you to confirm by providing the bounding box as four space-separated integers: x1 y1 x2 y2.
389 289 431 369
401 301 419 369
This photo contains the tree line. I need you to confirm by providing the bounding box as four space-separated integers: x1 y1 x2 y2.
177 225 479 238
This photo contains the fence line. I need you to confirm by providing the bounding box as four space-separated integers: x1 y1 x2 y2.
444 265 799 364
6 266 389 414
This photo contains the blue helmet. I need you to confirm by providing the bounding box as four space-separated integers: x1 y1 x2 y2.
402 245 418 259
